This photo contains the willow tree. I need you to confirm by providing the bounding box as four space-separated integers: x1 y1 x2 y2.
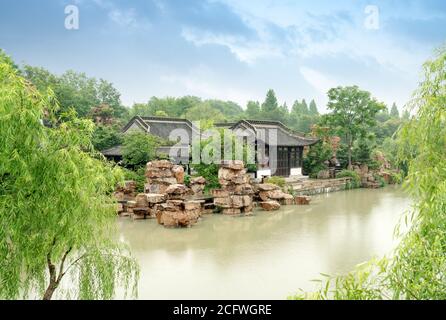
291 47 446 300
0 56 138 299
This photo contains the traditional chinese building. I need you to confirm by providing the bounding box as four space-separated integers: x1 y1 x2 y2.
101 116 318 177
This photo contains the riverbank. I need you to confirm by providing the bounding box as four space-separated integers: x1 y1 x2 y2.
117 186 410 299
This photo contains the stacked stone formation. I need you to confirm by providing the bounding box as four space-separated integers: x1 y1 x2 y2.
190 176 206 195
213 160 254 215
256 183 297 211
114 180 136 201
144 161 200 228
115 180 137 216
145 160 184 194
156 199 202 228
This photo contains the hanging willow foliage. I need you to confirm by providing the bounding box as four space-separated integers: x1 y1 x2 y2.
0 55 139 299
290 46 446 300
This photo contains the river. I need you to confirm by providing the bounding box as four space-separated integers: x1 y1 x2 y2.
118 186 411 299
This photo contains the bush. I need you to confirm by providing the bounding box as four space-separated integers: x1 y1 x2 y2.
303 141 332 178
336 170 361 189
122 167 145 193
373 174 386 187
192 163 220 193
121 132 162 169
390 171 403 184
184 174 191 187
92 124 122 151
264 176 286 188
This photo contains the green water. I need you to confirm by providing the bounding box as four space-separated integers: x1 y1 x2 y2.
118 186 411 299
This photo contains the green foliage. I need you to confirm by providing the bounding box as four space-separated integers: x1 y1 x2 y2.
293 47 446 300
122 167 145 193
0 61 138 299
184 102 225 123
121 132 161 168
192 127 256 192
336 170 361 189
390 103 400 118
302 141 332 178
245 101 261 119
325 86 385 166
22 66 126 119
0 49 19 70
184 174 191 187
352 137 375 164
373 174 386 187
92 124 123 151
264 176 286 188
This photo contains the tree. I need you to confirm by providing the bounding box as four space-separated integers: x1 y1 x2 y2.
0 49 19 70
302 141 332 178
121 132 162 168
184 102 225 123
325 86 384 167
291 100 307 115
261 89 279 119
309 99 319 115
0 59 138 300
22 66 125 119
92 124 123 151
245 101 261 119
390 103 400 118
301 99 309 114
154 110 168 117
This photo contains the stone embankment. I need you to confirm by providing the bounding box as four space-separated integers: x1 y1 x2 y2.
288 177 352 196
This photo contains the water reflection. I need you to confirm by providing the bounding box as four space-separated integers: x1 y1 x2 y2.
118 186 411 299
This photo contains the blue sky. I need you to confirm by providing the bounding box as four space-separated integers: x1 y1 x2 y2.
1 0 445 113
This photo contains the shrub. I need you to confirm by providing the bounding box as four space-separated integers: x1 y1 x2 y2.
264 176 286 188
302 141 332 177
122 167 145 193
336 170 361 189
373 174 386 188
121 132 162 169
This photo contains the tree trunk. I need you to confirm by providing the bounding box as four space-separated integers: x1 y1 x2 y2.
43 281 58 300
347 137 353 169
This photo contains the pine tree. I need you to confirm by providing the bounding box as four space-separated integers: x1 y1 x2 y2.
261 89 279 119
309 99 319 115
245 101 261 119
390 103 400 118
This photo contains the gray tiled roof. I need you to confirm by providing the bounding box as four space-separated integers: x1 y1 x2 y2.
229 120 319 147
122 116 198 143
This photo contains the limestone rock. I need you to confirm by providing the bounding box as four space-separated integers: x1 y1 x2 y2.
135 193 149 207
260 201 281 211
165 184 190 198
150 160 173 169
295 196 311 205
172 165 185 184
221 160 245 170
222 208 241 215
146 193 166 204
280 193 295 205
191 176 206 185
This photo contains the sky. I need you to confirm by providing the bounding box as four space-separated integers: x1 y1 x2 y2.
1 0 445 113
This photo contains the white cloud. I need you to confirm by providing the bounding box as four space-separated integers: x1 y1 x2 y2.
181 27 283 64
